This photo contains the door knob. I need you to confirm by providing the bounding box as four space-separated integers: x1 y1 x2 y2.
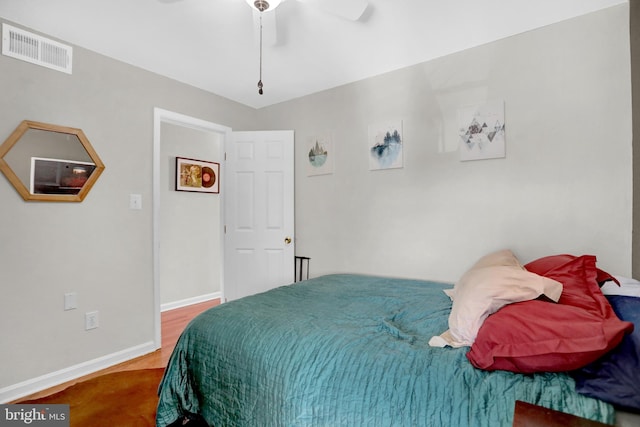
284 237 292 244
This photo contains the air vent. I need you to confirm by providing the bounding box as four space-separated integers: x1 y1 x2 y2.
2 23 72 74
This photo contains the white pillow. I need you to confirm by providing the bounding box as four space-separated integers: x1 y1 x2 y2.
430 249 563 348
601 276 640 297
443 249 522 301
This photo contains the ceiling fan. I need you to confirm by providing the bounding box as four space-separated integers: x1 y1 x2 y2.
245 0 369 22
245 0 369 49
245 0 369 94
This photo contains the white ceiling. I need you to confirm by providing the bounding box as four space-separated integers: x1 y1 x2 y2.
0 0 627 109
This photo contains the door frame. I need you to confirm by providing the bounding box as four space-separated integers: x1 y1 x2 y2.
152 108 232 348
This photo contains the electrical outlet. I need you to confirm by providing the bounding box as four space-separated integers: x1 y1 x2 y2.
85 311 99 330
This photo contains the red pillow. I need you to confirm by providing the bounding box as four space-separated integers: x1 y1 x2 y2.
525 254 620 287
467 255 633 373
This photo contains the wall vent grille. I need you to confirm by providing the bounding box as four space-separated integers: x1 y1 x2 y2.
2 24 72 74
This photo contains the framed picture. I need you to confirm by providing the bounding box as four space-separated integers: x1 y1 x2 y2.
307 132 334 176
458 100 506 161
368 120 403 170
30 157 97 195
175 157 220 194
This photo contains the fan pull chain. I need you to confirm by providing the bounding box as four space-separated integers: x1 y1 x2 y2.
258 13 264 95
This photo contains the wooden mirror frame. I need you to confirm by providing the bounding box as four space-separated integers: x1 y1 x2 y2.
0 120 105 202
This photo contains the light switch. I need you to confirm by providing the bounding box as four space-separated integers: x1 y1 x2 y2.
64 292 77 311
129 194 142 210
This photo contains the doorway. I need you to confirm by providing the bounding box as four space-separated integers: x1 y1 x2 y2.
152 108 231 348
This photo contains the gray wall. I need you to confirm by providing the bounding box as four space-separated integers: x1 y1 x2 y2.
159 123 223 306
0 18 256 391
261 4 633 283
0 4 634 396
632 0 640 278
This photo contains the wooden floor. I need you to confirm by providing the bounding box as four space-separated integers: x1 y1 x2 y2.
15 299 219 402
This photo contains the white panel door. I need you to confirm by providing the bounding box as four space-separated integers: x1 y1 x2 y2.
224 130 294 301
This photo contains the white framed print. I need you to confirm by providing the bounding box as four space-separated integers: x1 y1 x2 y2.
307 132 334 176
458 100 505 161
368 120 403 170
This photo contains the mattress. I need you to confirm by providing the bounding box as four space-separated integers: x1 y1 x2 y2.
156 274 614 426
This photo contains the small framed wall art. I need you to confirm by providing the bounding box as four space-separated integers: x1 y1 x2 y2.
307 132 334 176
368 120 403 170
458 100 506 161
175 157 220 194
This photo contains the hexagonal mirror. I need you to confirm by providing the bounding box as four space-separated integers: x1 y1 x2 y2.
0 120 105 202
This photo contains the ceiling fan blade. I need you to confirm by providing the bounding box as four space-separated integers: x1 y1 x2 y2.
251 9 278 46
302 0 368 21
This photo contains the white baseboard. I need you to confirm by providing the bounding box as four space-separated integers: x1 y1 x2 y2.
161 292 221 312
0 341 156 403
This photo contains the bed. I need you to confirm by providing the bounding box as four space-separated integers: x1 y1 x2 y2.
156 251 639 427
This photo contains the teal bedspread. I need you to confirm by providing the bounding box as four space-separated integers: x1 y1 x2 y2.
156 274 614 426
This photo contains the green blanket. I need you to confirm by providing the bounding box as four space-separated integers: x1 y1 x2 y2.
157 274 613 426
